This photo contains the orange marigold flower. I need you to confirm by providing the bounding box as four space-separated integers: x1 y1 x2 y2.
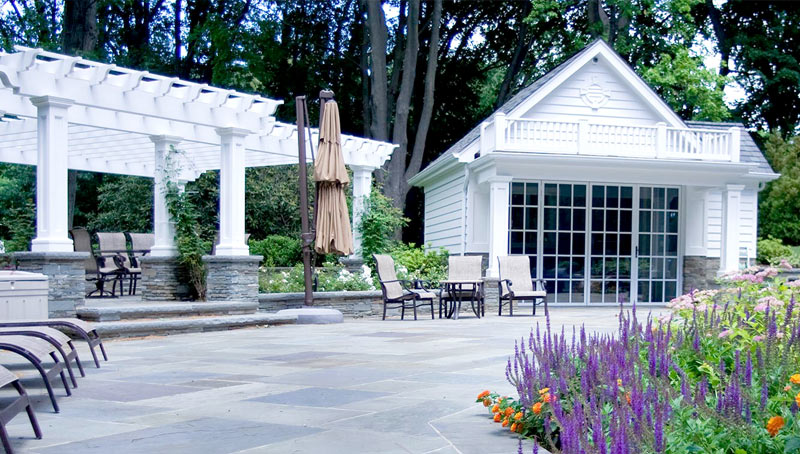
505 407 514 416
538 387 550 395
542 393 552 403
493 413 502 422
483 398 491 407
516 423 524 433
532 402 543 415
791 374 800 385
796 392 800 407
510 423 517 432
625 392 632 405
767 416 785 437
477 390 490 399
514 411 523 421
502 418 509 427
491 404 500 413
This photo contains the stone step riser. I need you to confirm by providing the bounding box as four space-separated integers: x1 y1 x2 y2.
77 302 259 322
94 314 296 339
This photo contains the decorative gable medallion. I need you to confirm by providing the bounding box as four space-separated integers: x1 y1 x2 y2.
580 76 611 110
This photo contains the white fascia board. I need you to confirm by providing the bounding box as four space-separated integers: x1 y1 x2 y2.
472 152 759 187
408 153 465 187
506 40 686 129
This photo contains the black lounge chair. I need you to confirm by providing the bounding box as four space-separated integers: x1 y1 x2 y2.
0 335 71 413
0 319 107 368
374 254 436 320
0 364 42 453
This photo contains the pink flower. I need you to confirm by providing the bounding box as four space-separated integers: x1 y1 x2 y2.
789 280 800 288
755 296 784 312
718 330 732 339
779 259 793 270
753 335 765 342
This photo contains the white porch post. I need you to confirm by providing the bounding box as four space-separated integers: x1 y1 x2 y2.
215 127 250 256
30 96 74 252
721 184 745 273
350 165 372 258
149 135 182 257
486 176 513 278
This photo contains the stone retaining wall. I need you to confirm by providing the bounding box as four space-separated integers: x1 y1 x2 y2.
204 255 262 302
13 251 88 317
139 256 182 301
683 256 721 293
259 290 385 318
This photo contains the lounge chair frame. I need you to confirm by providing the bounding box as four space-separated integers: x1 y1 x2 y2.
0 366 42 453
0 319 108 368
0 336 71 413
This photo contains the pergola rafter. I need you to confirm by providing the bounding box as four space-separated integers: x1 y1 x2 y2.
0 47 395 259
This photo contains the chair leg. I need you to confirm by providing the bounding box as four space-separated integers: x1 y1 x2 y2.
413 299 418 320
0 423 12 454
533 299 536 316
509 297 514 316
401 303 405 320
13 381 42 439
430 299 435 319
382 301 387 320
498 299 502 316
98 337 109 362
67 341 86 377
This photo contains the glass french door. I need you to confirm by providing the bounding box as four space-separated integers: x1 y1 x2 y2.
508 182 680 304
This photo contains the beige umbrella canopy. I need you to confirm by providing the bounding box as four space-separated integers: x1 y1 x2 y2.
314 100 353 255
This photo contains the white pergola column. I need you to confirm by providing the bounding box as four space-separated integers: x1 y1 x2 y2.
486 176 513 278
150 135 182 257
720 184 745 273
30 96 74 252
215 127 250 256
350 165 373 258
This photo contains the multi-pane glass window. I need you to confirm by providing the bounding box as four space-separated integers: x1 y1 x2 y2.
542 183 586 303
637 187 679 303
509 182 538 277
589 185 633 303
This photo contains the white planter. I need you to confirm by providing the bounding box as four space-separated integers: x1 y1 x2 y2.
0 270 49 320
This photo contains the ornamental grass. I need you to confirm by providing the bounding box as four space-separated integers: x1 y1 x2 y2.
478 273 800 453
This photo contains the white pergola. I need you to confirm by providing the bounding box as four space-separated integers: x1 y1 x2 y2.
0 46 395 257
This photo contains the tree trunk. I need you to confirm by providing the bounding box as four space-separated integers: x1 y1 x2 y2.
496 0 532 108
63 0 98 230
384 0 419 214
706 0 730 77
587 0 610 40
366 0 389 142
174 0 182 74
405 0 442 185
359 0 372 137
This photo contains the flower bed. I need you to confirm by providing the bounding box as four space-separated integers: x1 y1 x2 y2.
478 271 800 453
259 262 375 293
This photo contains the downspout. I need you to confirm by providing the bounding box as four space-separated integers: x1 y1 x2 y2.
461 164 470 256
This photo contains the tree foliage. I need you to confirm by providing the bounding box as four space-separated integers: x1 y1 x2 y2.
759 134 800 244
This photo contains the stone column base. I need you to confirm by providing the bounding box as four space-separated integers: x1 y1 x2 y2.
13 251 89 317
139 256 182 301
203 255 262 302
482 276 500 314
683 256 721 293
339 256 364 273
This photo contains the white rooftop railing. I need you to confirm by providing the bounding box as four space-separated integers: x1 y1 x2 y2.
480 114 740 162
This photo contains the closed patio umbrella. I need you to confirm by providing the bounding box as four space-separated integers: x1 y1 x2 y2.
313 100 353 255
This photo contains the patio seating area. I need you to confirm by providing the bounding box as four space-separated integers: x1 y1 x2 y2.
0 306 644 454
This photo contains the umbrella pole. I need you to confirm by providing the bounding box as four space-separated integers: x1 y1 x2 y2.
296 96 314 306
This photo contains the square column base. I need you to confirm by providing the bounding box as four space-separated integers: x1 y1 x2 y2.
12 251 89 317
139 256 183 301
683 256 721 293
202 255 262 302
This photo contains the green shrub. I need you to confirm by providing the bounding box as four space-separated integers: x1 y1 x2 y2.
359 186 408 260
757 236 798 266
389 243 449 286
249 235 302 267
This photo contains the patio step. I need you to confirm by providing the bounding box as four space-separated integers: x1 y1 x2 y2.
93 313 297 338
77 301 259 322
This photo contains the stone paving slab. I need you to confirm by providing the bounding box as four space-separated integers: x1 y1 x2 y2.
3 306 655 453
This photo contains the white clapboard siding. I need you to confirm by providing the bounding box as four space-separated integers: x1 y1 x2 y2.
424 170 465 252
522 57 663 126
705 190 723 258
739 190 757 258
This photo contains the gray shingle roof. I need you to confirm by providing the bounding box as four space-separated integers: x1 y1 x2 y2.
686 121 775 174
415 41 776 182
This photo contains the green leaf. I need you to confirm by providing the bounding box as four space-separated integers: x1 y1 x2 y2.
785 437 800 453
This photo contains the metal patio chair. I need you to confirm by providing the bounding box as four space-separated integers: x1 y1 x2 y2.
96 232 136 296
0 364 42 453
374 254 436 320
497 256 548 316
441 256 485 319
70 228 123 298
126 232 155 295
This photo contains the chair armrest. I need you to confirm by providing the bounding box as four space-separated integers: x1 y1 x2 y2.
533 279 548 292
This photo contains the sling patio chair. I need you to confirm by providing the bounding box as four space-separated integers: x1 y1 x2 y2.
125 232 155 295
0 327 84 387
0 335 72 413
441 256 485 319
0 364 42 453
0 319 108 368
374 254 436 320
497 256 548 316
70 228 122 298
96 232 136 296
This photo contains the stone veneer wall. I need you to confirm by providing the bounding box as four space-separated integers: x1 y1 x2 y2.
260 290 392 318
203 255 262 302
683 256 721 293
13 251 89 317
139 256 182 301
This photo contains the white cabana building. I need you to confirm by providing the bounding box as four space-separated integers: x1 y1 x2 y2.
0 46 394 315
409 39 778 306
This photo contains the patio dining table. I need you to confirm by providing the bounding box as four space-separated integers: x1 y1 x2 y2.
441 279 484 320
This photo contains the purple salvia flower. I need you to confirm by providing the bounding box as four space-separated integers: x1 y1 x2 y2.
745 352 752 387
760 380 768 411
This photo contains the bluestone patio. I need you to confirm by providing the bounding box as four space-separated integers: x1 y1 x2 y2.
0 308 647 454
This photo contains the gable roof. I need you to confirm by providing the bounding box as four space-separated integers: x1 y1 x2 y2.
410 40 777 186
